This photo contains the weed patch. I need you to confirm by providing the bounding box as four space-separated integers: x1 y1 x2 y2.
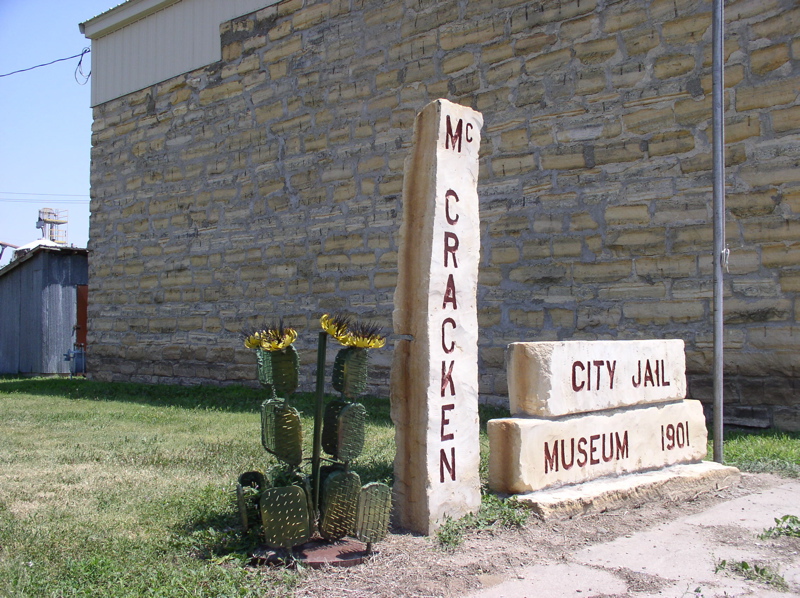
714 559 789 591
436 493 529 550
760 514 800 539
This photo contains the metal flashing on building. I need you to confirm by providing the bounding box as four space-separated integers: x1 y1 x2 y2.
80 0 281 106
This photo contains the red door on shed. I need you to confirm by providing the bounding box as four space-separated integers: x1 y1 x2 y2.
76 284 88 346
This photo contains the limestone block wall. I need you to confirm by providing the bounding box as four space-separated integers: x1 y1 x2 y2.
88 0 800 429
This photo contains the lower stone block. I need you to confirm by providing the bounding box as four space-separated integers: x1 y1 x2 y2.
488 399 707 494
515 461 741 520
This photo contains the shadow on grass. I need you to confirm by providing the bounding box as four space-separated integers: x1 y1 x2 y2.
0 378 507 432
0 376 265 413
721 427 800 441
177 506 259 560
0 377 394 424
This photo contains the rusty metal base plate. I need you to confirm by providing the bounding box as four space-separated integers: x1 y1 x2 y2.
251 539 372 568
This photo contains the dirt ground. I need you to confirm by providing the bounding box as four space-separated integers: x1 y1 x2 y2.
258 473 800 598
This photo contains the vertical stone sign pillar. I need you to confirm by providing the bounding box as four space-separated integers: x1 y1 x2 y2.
391 99 483 534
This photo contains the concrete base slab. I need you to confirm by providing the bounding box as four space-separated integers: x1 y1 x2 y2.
514 461 741 520
467 476 800 598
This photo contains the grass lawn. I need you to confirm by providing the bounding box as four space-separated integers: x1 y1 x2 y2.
0 377 393 597
1 377 798 597
713 428 800 478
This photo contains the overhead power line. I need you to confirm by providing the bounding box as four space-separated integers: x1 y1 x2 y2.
0 198 90 205
0 48 91 84
0 191 90 197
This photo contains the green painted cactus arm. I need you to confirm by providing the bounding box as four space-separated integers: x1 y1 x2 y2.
257 345 300 398
337 402 366 462
319 469 361 541
270 345 300 397
354 482 392 544
321 400 366 462
261 399 303 467
256 349 275 396
259 485 312 549
322 398 350 458
332 347 369 399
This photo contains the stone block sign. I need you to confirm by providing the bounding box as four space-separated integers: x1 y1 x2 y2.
490 400 706 494
490 340 709 495
507 340 688 417
391 99 483 534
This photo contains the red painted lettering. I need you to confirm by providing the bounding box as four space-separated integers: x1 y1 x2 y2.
661 422 689 451
465 122 473 143
441 318 456 354
632 361 642 387
577 437 588 467
571 361 585 391
444 232 459 268
589 434 600 465
440 404 455 441
615 431 629 459
644 360 654 387
443 273 458 309
593 360 605 388
441 360 455 397
560 438 575 470
665 424 675 449
544 440 559 474
445 115 463 153
602 434 614 462
606 360 616 389
445 189 459 225
662 360 670 386
572 360 616 390
440 447 456 482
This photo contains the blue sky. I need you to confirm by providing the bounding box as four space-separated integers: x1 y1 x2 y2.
0 0 117 266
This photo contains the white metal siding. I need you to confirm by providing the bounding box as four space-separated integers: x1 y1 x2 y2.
88 0 280 106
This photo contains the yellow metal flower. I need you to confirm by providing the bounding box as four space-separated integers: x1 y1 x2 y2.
242 321 297 352
344 334 386 349
320 314 385 348
244 332 262 349
260 327 297 351
320 313 351 343
345 320 386 349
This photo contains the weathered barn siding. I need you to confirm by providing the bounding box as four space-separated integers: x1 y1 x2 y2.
0 249 89 375
87 0 800 429
0 259 40 373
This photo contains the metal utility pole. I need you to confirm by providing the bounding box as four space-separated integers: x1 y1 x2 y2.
712 0 726 463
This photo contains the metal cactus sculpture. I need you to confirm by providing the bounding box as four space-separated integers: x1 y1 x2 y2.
237 315 392 556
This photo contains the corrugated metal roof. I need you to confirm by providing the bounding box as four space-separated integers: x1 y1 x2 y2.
0 245 89 279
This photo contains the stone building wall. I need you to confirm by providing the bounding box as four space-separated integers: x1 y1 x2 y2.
88 0 800 429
